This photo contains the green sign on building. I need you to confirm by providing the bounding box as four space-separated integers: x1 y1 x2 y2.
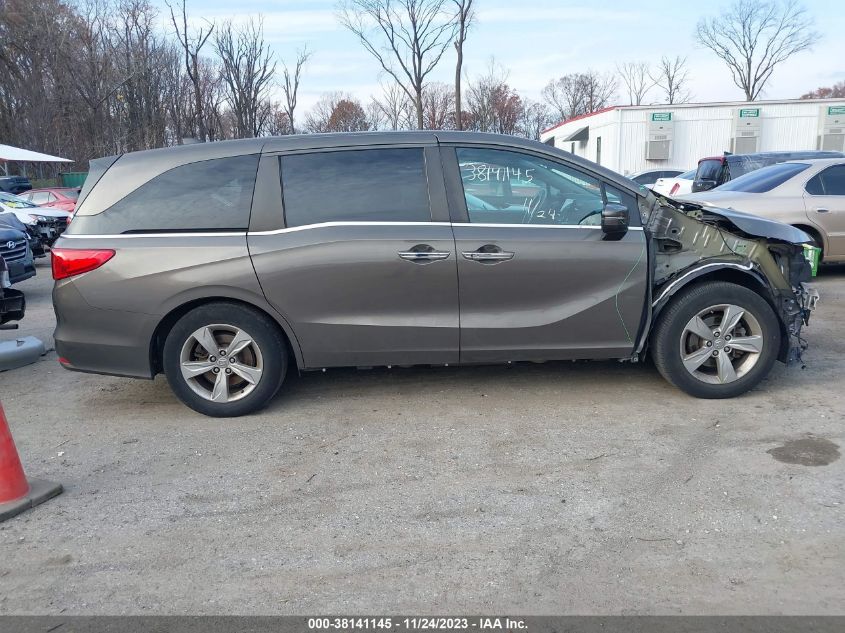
739 108 760 118
651 112 672 122
828 106 845 116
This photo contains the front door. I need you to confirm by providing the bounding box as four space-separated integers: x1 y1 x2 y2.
248 145 459 368
442 145 648 363
803 163 845 261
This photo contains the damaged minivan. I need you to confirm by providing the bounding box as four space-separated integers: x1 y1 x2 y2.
52 132 818 417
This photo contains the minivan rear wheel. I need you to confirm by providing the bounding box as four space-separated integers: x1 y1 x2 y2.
162 302 287 417
651 282 780 399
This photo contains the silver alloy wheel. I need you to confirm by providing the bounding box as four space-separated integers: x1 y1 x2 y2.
179 324 264 403
679 303 764 385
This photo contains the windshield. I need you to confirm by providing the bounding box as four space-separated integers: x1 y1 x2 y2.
678 169 696 180
717 162 810 193
63 189 80 200
0 192 38 208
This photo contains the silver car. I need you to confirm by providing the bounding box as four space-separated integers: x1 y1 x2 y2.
680 158 845 262
52 132 817 417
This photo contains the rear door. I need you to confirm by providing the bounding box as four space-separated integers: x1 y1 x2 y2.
248 144 459 368
442 144 648 363
804 164 845 260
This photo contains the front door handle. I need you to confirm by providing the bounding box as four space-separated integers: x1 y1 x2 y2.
815 208 830 213
398 244 451 263
462 245 515 263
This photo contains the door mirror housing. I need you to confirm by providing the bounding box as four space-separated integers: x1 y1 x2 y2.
601 202 629 236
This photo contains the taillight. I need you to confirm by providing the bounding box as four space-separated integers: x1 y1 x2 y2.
51 248 115 280
670 183 680 195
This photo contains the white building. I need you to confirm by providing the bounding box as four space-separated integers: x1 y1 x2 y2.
539 98 845 177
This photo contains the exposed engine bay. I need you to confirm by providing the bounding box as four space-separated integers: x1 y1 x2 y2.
637 193 818 364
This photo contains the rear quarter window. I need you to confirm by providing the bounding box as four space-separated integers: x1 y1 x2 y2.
73 154 259 234
696 159 724 182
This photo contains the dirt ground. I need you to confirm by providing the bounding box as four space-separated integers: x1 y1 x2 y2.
0 258 843 614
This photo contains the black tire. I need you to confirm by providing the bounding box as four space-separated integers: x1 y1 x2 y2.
162 302 287 417
651 282 781 399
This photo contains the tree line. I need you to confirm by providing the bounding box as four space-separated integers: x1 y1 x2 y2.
0 0 826 172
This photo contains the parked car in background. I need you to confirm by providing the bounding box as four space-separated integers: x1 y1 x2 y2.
52 132 817 417
0 224 35 284
0 192 69 246
0 211 45 258
0 175 32 194
692 150 844 193
21 187 80 212
0 255 26 325
652 169 696 197
681 158 845 262
629 169 685 189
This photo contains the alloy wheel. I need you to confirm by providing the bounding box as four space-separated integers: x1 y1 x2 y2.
179 324 264 403
679 304 763 385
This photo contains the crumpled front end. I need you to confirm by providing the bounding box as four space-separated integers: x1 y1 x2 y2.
642 195 818 365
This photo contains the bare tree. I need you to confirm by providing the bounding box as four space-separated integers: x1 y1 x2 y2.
616 61 654 106
451 0 474 130
650 55 692 104
696 0 818 101
517 100 552 140
338 0 457 129
465 61 523 135
214 17 276 138
801 80 845 99
421 82 454 129
542 70 616 121
281 47 311 134
369 81 414 130
168 0 214 140
305 92 370 133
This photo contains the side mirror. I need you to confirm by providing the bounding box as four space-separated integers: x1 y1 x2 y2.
601 202 629 236
693 179 717 192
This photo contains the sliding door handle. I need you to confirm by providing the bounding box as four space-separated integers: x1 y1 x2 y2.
398 250 451 262
462 245 515 263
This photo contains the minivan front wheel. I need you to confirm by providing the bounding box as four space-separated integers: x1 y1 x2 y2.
163 303 287 417
652 282 780 399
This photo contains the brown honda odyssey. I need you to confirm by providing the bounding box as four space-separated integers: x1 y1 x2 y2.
52 132 818 417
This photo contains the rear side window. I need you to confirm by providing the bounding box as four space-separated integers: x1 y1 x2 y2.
281 148 430 227
718 162 809 193
697 159 724 182
806 165 845 195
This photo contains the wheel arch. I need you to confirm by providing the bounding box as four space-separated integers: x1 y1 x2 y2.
149 296 303 376
791 223 825 258
649 263 789 362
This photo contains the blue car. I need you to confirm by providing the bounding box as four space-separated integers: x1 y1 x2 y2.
0 225 35 285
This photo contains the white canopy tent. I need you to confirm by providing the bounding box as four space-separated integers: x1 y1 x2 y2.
0 143 72 175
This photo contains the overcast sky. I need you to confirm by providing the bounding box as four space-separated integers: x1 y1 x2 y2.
159 0 844 124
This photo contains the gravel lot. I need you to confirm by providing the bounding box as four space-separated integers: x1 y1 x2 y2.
0 258 843 614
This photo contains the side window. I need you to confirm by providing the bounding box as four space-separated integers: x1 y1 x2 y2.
30 191 50 204
605 184 639 222
281 148 430 227
97 154 259 233
455 147 604 226
807 165 845 195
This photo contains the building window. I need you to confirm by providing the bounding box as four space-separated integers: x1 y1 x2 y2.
596 137 602 165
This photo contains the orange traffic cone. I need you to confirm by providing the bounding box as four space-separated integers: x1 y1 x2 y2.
0 402 62 522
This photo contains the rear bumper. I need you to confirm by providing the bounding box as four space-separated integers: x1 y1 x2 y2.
53 280 158 379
